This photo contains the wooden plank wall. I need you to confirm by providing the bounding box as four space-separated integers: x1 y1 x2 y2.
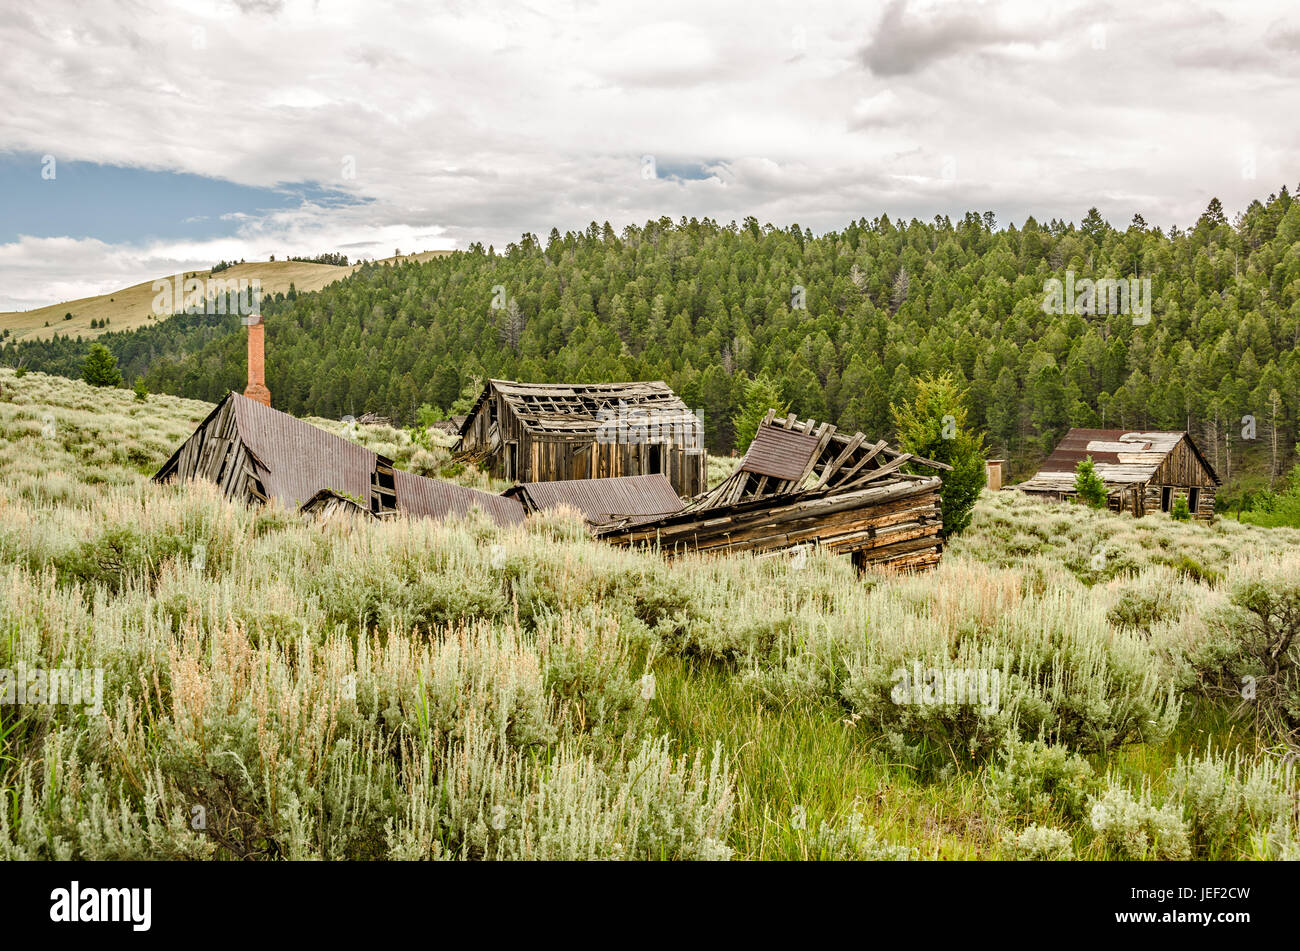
160 397 266 505
1146 437 1218 520
460 384 707 496
463 403 706 497
1151 439 1219 488
602 479 943 571
527 435 705 497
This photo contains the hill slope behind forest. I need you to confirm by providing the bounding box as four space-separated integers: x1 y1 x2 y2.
0 251 452 342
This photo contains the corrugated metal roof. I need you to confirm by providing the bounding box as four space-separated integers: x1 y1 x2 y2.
393 469 525 526
163 393 526 526
741 424 821 480
505 474 683 524
230 393 377 507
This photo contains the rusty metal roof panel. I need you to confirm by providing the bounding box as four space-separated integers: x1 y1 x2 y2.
393 469 525 527
741 424 821 481
230 393 377 508
506 474 684 524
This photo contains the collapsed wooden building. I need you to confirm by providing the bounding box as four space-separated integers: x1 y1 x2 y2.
504 473 684 525
594 411 951 572
1016 428 1220 520
456 379 707 497
157 385 951 572
154 392 524 527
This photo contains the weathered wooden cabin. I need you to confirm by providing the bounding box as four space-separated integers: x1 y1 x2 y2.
504 473 684 525
595 412 951 572
430 415 466 437
456 380 706 497
1016 429 1220 519
155 392 523 527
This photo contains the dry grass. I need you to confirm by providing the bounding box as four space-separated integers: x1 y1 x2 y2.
0 250 453 343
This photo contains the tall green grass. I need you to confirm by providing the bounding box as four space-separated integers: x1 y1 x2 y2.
0 367 1297 860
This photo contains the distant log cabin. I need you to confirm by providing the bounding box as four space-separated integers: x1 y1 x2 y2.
456 379 707 497
1016 429 1220 519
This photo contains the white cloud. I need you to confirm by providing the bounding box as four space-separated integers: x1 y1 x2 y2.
2 0 1299 310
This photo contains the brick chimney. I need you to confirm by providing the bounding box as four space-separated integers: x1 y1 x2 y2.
243 313 271 406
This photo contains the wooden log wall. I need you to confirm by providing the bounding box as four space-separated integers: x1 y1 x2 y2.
601 478 944 571
1142 483 1216 521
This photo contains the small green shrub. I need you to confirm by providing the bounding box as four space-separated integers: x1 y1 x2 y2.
1107 581 1188 632
1166 748 1296 860
986 735 1097 820
1088 781 1190 860
808 809 916 860
1002 824 1075 860
1074 458 1108 508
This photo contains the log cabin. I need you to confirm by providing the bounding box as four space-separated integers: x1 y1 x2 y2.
455 379 707 497
1015 429 1220 519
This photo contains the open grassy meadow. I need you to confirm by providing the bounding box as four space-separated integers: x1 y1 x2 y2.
1 367 1298 860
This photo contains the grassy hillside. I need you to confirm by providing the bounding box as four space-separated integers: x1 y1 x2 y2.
0 250 452 343
1 368 1298 860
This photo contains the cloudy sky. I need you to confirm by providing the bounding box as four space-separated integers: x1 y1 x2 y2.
1 0 1297 311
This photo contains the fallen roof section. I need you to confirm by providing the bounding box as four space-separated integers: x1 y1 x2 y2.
504 473 684 524
230 392 381 508
596 411 949 571
154 392 380 510
156 392 524 527
695 410 951 508
392 468 525 526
